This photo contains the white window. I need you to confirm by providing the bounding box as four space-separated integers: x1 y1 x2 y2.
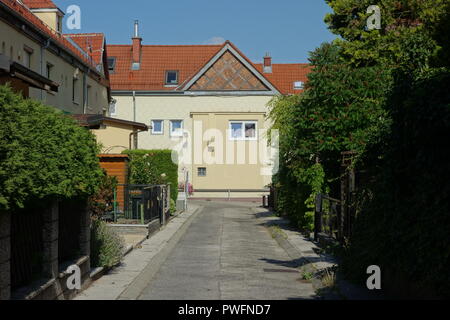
152 120 164 135
170 120 183 137
294 81 304 90
229 121 258 141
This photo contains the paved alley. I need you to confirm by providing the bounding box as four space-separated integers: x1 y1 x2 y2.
138 200 315 300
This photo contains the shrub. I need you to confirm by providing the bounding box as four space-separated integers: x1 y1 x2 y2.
90 219 125 268
122 149 178 203
0 84 103 211
88 171 118 219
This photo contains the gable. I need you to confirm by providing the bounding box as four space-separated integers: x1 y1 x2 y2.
189 51 269 91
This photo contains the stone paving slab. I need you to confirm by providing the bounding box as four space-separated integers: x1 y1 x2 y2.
74 204 201 300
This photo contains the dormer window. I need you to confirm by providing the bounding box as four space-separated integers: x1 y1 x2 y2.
107 57 116 72
165 71 179 85
294 81 304 90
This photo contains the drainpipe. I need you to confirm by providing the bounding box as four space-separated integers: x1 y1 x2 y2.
129 128 146 150
83 68 88 114
40 39 51 101
133 90 136 122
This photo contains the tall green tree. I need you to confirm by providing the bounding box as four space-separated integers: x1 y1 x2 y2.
325 0 448 70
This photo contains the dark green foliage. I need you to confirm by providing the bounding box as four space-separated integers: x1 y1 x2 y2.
324 0 448 69
269 42 391 231
270 0 450 298
344 70 450 298
122 149 178 203
0 84 103 211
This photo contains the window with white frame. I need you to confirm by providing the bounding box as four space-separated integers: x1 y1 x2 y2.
294 81 304 90
151 120 164 135
165 70 179 85
229 121 258 141
170 120 183 137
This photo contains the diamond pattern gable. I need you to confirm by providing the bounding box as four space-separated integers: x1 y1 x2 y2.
190 51 269 91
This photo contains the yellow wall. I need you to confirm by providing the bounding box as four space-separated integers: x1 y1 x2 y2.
112 94 274 193
191 112 272 191
32 11 61 32
92 121 135 154
0 16 108 114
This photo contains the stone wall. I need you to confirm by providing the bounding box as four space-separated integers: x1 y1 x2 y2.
0 202 91 300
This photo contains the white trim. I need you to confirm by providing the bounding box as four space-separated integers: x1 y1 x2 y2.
229 120 258 141
151 120 164 135
169 120 184 137
181 43 280 94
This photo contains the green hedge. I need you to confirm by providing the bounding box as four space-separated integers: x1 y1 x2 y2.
0 84 103 211
122 149 178 203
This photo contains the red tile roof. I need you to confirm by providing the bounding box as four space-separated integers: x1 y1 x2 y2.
21 0 57 9
64 33 105 66
107 41 311 95
107 44 223 91
1 0 102 76
254 63 311 95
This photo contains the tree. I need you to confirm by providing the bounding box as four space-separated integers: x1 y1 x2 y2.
324 0 448 70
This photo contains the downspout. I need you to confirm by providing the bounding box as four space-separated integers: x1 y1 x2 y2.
40 39 51 101
133 90 136 122
83 68 88 114
129 128 146 150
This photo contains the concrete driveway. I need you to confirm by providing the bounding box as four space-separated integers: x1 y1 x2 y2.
138 200 316 300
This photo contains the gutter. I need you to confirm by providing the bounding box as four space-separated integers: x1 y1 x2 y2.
132 90 136 122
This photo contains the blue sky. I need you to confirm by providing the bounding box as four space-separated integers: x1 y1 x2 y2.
57 0 336 64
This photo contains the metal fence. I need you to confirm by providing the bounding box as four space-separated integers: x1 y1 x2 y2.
314 194 342 243
105 184 170 225
10 208 44 289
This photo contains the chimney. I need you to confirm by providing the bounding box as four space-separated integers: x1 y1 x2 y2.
263 53 272 73
132 20 142 67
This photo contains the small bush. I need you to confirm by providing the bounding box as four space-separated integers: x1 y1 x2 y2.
170 199 176 214
90 219 125 268
123 149 178 203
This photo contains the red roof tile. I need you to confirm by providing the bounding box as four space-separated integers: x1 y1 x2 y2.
21 0 57 9
64 33 105 66
254 63 312 95
107 44 223 91
107 41 311 95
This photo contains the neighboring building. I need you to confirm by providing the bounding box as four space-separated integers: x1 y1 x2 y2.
107 22 311 198
0 0 110 115
72 114 148 154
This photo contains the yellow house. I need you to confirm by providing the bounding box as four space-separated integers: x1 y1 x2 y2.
72 114 148 154
107 22 311 198
0 0 110 115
